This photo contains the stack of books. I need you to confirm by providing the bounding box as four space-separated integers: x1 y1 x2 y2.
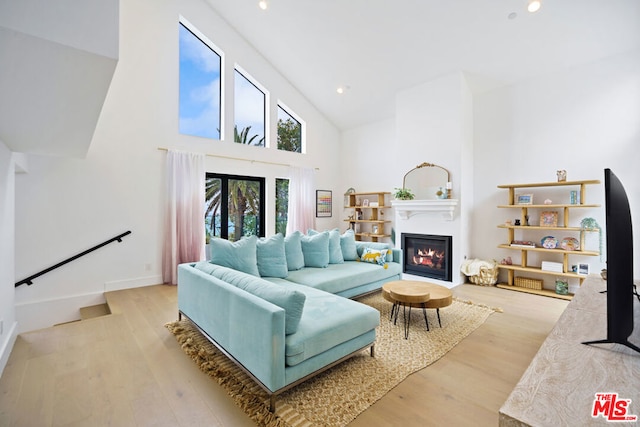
541 261 564 272
510 240 536 248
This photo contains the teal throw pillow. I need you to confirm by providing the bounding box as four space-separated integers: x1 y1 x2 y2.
301 231 330 268
284 231 305 271
339 229 358 261
308 228 344 264
256 234 288 278
209 235 260 276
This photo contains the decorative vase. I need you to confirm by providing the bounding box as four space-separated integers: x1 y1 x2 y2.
555 279 569 295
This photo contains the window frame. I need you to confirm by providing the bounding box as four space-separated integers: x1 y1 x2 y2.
205 172 266 241
275 177 289 236
178 17 226 140
277 101 305 154
234 65 269 147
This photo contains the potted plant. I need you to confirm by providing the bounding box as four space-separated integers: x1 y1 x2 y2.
393 187 415 200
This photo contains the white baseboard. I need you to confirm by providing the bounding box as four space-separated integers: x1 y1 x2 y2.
104 274 162 292
0 321 18 377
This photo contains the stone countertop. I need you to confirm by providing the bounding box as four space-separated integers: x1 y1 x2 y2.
499 275 640 426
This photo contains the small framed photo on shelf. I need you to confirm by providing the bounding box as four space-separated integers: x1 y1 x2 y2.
540 211 559 227
316 190 332 217
572 264 590 274
517 194 533 205
372 225 379 235
362 199 370 207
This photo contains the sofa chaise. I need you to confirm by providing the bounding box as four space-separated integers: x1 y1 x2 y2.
177 229 402 410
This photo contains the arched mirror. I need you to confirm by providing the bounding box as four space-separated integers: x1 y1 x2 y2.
403 162 451 199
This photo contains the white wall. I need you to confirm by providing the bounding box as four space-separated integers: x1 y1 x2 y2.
342 50 640 291
0 140 17 376
14 0 341 332
473 50 640 289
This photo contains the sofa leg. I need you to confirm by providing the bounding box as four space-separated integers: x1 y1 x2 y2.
269 395 276 412
370 344 375 358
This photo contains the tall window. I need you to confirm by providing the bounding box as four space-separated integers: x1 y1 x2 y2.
205 173 265 241
277 105 303 153
234 68 266 146
275 178 289 235
179 22 222 139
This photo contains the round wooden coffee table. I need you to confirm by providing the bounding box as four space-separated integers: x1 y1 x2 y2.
383 280 453 333
383 281 430 339
421 282 453 327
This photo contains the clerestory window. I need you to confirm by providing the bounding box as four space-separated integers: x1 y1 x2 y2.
234 68 266 146
178 21 223 139
277 105 303 153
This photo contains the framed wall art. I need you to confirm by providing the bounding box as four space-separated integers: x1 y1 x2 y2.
517 194 533 205
316 190 332 217
540 211 559 227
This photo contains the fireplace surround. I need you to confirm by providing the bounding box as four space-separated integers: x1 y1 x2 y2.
401 233 453 282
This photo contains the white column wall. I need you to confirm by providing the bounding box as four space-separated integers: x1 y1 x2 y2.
14 0 341 332
0 141 17 376
341 51 639 289
473 50 640 287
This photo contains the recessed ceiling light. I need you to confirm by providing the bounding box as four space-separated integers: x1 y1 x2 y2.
336 85 350 94
258 0 268 10
527 0 541 13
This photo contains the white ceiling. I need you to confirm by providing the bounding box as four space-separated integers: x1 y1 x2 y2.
205 0 640 130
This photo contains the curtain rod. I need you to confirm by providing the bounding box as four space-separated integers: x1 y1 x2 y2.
157 147 318 169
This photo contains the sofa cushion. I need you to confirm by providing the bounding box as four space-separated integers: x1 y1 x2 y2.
193 262 305 334
256 234 288 278
301 231 330 268
339 229 358 261
356 241 393 262
360 247 389 268
210 235 260 276
281 283 379 366
284 231 305 271
309 228 343 264
281 261 402 295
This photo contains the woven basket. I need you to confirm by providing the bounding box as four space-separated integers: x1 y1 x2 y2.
469 265 499 286
514 276 543 290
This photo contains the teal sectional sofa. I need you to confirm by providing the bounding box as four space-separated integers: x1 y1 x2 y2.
177 229 402 410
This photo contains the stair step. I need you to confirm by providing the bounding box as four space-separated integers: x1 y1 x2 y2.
79 303 111 320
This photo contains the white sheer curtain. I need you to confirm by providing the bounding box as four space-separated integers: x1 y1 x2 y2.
162 150 205 285
286 166 316 234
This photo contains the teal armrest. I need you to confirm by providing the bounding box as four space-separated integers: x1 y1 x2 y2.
178 264 286 391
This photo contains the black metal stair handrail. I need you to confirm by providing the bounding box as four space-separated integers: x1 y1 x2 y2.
15 230 132 287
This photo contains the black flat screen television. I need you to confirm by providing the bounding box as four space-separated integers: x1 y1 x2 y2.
583 168 639 354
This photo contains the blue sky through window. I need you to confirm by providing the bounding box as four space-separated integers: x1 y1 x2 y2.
179 23 221 139
234 69 265 146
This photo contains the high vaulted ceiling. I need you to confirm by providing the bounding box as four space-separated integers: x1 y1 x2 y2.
206 0 640 130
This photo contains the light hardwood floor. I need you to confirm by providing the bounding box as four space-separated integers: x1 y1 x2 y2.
0 284 568 426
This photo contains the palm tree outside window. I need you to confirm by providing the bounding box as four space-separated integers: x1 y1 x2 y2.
205 173 265 241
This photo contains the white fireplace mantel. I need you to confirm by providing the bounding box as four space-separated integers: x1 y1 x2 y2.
391 199 459 221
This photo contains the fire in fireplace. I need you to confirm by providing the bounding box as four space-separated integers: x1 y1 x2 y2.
401 233 452 282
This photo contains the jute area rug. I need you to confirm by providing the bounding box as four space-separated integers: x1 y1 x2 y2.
166 291 500 427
